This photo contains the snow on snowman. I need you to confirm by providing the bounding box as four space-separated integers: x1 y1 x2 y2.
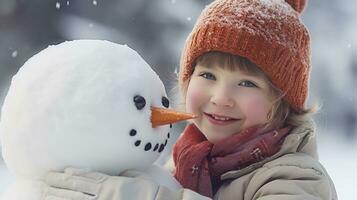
0 40 195 199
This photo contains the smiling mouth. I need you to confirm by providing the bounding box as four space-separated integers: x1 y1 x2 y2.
204 112 240 125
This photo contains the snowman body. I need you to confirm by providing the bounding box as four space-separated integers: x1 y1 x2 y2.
0 40 180 200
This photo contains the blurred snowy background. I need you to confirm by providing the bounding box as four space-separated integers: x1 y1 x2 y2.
0 0 356 199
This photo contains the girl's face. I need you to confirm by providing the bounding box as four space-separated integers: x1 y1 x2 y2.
186 63 275 143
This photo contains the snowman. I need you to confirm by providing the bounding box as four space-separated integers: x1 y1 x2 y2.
0 40 194 199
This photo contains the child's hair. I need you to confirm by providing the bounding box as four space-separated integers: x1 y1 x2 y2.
174 51 318 129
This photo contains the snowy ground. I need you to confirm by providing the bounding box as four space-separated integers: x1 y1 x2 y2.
1 132 356 199
317 133 357 200
0 162 14 195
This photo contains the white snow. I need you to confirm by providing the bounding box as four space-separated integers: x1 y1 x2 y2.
0 163 14 195
55 2 60 9
259 0 294 14
317 128 357 200
10 50 17 58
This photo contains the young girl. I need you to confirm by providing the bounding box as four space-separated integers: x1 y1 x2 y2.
42 0 337 199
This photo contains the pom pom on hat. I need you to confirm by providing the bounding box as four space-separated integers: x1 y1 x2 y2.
284 0 307 13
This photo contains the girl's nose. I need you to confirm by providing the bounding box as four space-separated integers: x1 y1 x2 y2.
210 87 235 107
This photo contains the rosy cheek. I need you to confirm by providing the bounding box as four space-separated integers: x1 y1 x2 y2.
240 96 270 126
186 87 204 113
186 90 200 112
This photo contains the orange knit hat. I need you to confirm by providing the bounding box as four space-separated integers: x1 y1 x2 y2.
179 0 311 112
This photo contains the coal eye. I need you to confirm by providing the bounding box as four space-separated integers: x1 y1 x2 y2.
133 95 146 110
162 97 169 108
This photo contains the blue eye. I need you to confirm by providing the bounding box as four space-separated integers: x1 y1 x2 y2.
239 80 257 88
200 72 216 80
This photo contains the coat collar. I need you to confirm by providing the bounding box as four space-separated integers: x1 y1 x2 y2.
220 119 317 180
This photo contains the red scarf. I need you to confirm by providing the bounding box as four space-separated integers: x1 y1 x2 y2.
173 124 291 198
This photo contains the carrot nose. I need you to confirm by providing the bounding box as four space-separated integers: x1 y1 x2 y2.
151 106 197 128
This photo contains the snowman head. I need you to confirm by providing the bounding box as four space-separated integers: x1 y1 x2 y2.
0 40 194 179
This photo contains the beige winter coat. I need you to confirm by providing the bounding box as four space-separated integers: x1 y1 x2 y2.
211 120 338 200
114 120 338 200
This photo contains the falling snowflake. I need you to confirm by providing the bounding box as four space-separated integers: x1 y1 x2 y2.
187 17 192 21
174 66 179 76
55 2 61 9
11 50 18 58
67 1 70 6
93 0 97 6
